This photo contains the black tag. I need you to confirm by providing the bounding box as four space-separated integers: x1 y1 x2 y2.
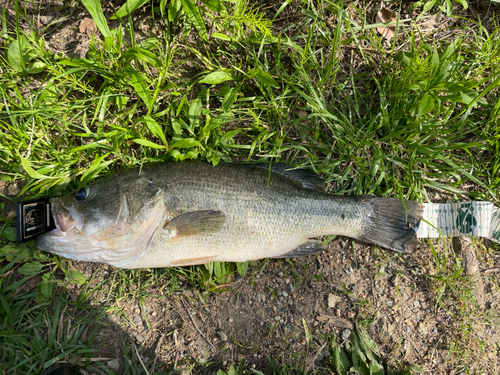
16 198 56 242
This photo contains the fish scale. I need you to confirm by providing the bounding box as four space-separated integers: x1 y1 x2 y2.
35 162 423 268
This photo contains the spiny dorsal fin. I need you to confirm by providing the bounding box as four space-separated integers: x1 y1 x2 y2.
164 210 226 238
274 240 326 258
255 163 327 192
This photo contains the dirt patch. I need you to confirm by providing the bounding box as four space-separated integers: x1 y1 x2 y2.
65 236 500 374
0 180 20 217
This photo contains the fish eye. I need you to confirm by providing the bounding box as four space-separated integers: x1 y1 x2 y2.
75 186 90 201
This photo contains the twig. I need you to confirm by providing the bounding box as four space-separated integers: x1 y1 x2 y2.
173 330 178 370
151 335 163 373
181 297 215 350
134 341 150 375
485 267 500 274
306 341 328 373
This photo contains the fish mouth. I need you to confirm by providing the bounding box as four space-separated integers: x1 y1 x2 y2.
35 192 167 267
51 198 84 234
35 198 95 260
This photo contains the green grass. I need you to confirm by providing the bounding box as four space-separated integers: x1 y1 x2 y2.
1 0 500 373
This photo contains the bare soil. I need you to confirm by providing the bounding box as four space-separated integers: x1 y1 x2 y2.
66 237 500 374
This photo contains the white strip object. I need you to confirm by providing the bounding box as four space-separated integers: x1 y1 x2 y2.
417 202 500 244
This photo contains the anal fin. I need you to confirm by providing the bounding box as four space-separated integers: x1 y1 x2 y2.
274 240 326 258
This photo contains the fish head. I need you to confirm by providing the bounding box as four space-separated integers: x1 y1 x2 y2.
35 174 167 265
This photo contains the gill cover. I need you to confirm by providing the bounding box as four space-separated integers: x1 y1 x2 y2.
35 176 167 265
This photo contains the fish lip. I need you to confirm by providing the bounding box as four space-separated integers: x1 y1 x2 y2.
51 198 85 233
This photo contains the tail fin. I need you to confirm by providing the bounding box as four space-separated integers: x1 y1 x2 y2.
357 196 423 253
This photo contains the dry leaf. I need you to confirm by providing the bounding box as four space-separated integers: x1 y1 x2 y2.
376 7 397 40
316 314 354 329
79 17 97 34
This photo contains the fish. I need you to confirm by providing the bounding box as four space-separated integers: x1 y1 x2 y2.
35 161 424 268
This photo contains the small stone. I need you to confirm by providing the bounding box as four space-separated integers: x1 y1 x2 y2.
288 283 295 293
282 291 289 298
228 318 233 323
347 284 360 302
390 274 400 287
340 329 351 340
39 14 57 25
79 17 97 34
219 331 228 342
386 300 394 307
256 293 266 303
328 294 341 308
416 322 428 335
274 315 281 321
387 324 395 334
107 359 120 371
131 331 145 343
256 308 265 319
347 311 355 319
413 300 420 308
236 275 243 282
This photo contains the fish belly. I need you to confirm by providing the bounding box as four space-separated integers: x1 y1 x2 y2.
114 225 309 268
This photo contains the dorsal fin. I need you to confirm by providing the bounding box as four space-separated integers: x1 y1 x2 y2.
255 163 327 192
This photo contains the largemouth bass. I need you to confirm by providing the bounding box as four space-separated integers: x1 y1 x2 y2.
35 162 423 268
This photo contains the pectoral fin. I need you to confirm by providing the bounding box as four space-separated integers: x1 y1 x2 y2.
164 210 226 238
274 240 326 258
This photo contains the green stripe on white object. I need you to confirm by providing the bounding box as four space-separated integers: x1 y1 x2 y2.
417 202 500 244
